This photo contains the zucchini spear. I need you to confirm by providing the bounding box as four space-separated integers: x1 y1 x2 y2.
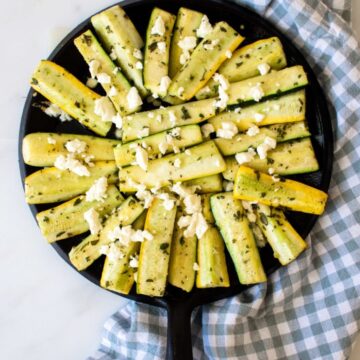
233 166 328 215
30 60 113 136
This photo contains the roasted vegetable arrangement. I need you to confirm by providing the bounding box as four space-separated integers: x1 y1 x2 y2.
23 5 328 297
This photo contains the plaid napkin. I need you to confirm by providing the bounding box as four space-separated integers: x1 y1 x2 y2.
90 0 360 359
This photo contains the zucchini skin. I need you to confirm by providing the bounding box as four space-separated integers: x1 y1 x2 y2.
168 21 244 100
222 138 320 181
233 166 328 215
74 30 135 114
196 226 230 288
144 8 176 97
36 185 124 243
69 196 144 271
169 7 204 77
91 5 148 97
137 197 177 297
208 90 306 132
25 161 118 204
168 210 197 292
215 121 310 156
196 37 287 99
185 174 223 194
211 192 267 284
255 204 308 265
22 133 120 167
114 125 203 167
119 141 226 191
30 60 112 136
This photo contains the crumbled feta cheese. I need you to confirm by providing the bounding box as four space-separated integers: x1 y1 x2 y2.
184 212 208 238
54 155 90 176
110 47 117 60
109 86 118 97
112 67 120 75
196 15 213 38
159 76 171 94
135 61 143 69
201 123 215 138
89 59 100 78
135 186 154 208
65 139 87 154
235 150 255 165
127 87 143 110
193 262 200 271
178 215 192 229
184 194 202 214
86 77 98 89
272 175 281 183
168 111 177 125
250 83 265 102
151 16 165 36
158 193 176 210
94 97 116 122
86 177 108 202
84 208 102 235
179 53 189 65
246 125 260 137
223 180 234 192
157 41 166 53
216 121 238 139
174 158 181 168
213 73 229 90
268 167 275 175
100 242 124 261
135 146 148 171
178 36 197 51
97 72 111 84
148 112 154 118
129 255 139 268
171 182 194 198
234 107 241 114
47 136 56 145
256 136 277 159
178 87 184 97
133 48 143 60
137 127 149 138
215 85 229 109
185 149 191 155
156 114 162 123
83 154 95 167
169 127 181 138
257 63 271 76
112 113 123 129
225 50 232 59
203 39 219 51
273 104 280 111
254 112 265 123
44 103 72 122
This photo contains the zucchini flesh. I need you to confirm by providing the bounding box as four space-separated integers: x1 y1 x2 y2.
168 210 197 292
25 161 118 204
168 22 244 100
36 185 124 243
22 133 121 167
137 197 177 296
196 226 230 288
119 141 226 191
256 204 307 265
215 121 310 156
222 138 319 181
74 30 136 114
201 194 215 224
233 166 328 215
208 90 306 132
169 7 204 78
121 98 217 142
184 174 223 194
30 60 112 136
69 196 144 271
144 8 176 97
91 6 148 97
114 125 203 167
211 192 266 284
227 66 308 106
196 37 287 99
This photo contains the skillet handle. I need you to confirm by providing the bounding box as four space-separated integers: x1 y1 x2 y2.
165 301 193 360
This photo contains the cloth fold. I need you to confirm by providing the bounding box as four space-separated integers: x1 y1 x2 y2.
90 0 360 359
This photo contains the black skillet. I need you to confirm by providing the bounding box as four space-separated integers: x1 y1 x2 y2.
18 0 334 358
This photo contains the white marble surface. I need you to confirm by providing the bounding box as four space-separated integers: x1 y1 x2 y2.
0 1 359 359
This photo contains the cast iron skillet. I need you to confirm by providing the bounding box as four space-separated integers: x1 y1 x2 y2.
19 0 333 358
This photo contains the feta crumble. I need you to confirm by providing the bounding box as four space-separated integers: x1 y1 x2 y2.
127 87 143 110
159 76 171 95
135 146 148 171
168 111 177 125
151 16 165 36
201 123 215 138
89 59 100 78
112 113 123 129
65 139 87 154
158 193 176 210
256 136 277 159
178 36 197 64
257 63 271 76
223 180 234 192
157 41 166 53
216 121 238 139
246 125 260 137
44 103 72 122
97 72 111 84
268 167 275 175
137 127 149 138
235 150 255 165
196 15 213 38
110 47 117 60
129 255 139 268
135 61 143 70
109 86 118 97
225 50 232 59
177 87 185 97
54 155 90 176
47 136 56 145
86 177 108 202
254 112 265 123
94 97 116 122
184 194 202 214
133 48 143 60
250 83 265 102
84 208 102 235
193 262 200 271
86 77 98 89
174 158 181 168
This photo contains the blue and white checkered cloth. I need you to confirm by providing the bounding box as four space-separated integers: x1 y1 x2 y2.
90 0 360 358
